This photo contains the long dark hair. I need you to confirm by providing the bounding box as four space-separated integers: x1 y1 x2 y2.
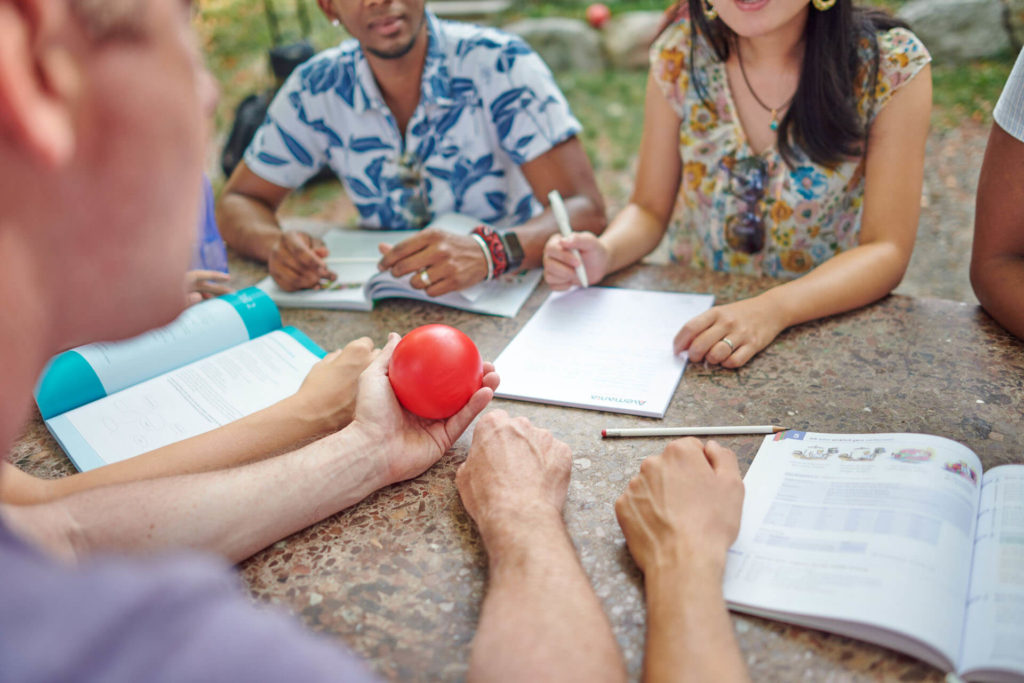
669 1 907 167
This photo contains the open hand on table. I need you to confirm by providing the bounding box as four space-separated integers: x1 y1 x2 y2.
185 270 232 305
269 230 335 292
615 438 744 577
542 231 609 290
350 333 499 485
456 411 572 541
674 297 786 368
288 337 380 435
377 228 489 297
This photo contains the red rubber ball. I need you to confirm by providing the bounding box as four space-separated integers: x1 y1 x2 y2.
388 324 483 420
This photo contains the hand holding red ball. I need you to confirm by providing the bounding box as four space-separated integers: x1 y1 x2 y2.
388 324 484 420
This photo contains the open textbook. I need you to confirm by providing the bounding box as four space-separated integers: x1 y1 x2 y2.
256 213 542 318
724 431 1024 682
493 287 714 418
34 288 324 472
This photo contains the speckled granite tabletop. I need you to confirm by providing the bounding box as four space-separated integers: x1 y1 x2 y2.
11 250 1024 682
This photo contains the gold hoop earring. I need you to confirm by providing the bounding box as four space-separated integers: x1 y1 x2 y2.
812 0 837 10
703 0 718 20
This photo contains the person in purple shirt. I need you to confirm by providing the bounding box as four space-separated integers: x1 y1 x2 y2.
185 175 233 304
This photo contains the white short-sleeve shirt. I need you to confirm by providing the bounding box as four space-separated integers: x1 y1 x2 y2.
995 48 1024 142
244 12 582 230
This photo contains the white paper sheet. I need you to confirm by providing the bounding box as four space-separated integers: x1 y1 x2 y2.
493 287 714 417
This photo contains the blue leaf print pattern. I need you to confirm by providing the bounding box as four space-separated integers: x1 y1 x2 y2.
350 136 393 153
513 195 534 225
256 151 289 166
485 191 506 212
300 58 338 95
434 106 465 137
455 36 502 58
275 124 314 167
345 177 378 199
334 62 358 107
438 153 505 212
414 136 437 162
491 88 534 149
495 40 533 74
365 157 386 191
449 78 479 103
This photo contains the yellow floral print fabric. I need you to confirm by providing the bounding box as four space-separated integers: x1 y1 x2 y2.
649 8 930 279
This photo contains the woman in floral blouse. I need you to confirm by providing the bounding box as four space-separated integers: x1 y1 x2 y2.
544 0 931 367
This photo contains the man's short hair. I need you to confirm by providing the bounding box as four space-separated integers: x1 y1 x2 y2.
69 0 146 41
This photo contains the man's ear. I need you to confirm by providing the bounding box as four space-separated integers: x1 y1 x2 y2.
0 0 78 167
316 0 336 22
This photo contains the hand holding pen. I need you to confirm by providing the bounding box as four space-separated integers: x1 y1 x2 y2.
548 190 589 288
542 190 610 291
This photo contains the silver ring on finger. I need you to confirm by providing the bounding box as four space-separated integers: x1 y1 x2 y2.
721 337 735 352
419 269 431 287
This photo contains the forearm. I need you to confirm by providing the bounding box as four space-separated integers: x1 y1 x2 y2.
216 191 286 262
468 510 626 683
20 395 334 505
513 192 606 270
600 203 669 275
3 426 386 564
643 563 748 683
759 240 909 330
971 254 1024 339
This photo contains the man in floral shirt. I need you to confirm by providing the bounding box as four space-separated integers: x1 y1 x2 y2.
218 0 605 294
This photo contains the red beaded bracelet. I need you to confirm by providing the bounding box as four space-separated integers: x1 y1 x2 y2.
471 225 509 278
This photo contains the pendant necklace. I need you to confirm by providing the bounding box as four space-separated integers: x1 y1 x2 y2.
737 45 794 132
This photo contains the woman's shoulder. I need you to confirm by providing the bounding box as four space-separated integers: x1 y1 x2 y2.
875 26 931 77
857 24 932 120
650 6 693 83
650 5 717 111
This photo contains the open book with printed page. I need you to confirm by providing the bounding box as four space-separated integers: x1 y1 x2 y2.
255 213 542 318
724 431 1024 682
33 288 324 472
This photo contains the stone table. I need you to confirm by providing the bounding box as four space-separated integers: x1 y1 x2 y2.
12 258 1024 682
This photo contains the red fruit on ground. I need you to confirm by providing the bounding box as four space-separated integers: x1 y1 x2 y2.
586 3 611 29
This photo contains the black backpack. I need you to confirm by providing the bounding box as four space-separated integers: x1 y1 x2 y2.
220 0 319 180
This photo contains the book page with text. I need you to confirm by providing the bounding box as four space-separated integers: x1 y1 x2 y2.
960 464 1024 681
54 330 318 467
724 432 983 670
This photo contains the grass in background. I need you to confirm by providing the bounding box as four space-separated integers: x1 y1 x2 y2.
932 57 1014 128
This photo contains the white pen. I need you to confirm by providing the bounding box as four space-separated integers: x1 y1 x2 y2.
547 189 589 288
602 425 788 438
